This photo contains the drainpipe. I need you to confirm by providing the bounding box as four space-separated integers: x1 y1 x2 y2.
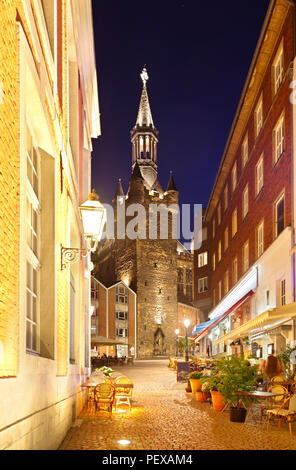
291 1 296 343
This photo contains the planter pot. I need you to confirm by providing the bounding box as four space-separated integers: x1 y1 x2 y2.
230 407 247 423
195 391 207 402
189 378 202 394
210 391 225 411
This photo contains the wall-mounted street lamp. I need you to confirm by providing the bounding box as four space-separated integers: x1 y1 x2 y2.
175 329 179 357
184 319 190 362
61 189 106 270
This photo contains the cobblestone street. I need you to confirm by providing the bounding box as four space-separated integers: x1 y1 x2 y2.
59 360 296 451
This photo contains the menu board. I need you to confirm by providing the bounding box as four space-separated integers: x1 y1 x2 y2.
177 361 190 382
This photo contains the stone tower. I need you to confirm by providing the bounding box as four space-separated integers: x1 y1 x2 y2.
94 68 181 358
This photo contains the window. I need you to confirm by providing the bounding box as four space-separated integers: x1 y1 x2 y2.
224 271 229 295
116 311 128 320
198 252 208 267
218 281 222 301
242 134 248 169
255 96 263 137
116 328 128 338
257 221 264 258
186 269 192 284
275 194 285 237
212 253 216 272
218 240 222 262
69 272 76 364
212 218 216 239
255 155 264 196
281 279 286 306
224 185 228 211
217 203 221 226
26 126 40 354
242 184 249 219
273 45 284 95
116 284 128 304
213 288 215 307
232 209 237 238
198 277 208 293
231 162 237 193
224 227 229 252
232 257 238 285
243 241 249 273
273 115 284 165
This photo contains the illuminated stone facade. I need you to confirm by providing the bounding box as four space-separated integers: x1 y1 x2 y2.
0 0 100 449
93 70 194 358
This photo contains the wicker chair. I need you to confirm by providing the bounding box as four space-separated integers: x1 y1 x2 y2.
267 394 296 436
94 382 114 412
271 375 285 385
260 385 288 423
114 376 133 412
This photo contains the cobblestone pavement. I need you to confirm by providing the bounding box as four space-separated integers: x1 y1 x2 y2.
59 359 296 450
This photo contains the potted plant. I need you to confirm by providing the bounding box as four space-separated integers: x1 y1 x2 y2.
188 371 203 393
99 366 115 381
200 374 225 411
195 387 208 402
215 356 259 422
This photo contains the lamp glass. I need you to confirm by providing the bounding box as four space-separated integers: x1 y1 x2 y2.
184 319 190 328
175 329 179 335
79 199 106 240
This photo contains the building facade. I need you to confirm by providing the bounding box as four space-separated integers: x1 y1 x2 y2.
90 277 137 358
194 0 296 360
93 69 195 358
0 0 100 449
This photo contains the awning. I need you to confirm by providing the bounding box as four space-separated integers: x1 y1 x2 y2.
194 290 254 343
91 335 127 346
192 319 217 335
214 302 296 345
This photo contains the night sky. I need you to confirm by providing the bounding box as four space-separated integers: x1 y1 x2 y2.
91 0 270 212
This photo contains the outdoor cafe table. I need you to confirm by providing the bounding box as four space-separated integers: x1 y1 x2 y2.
237 390 286 425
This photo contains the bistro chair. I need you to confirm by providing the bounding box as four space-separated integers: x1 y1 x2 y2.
260 385 288 424
266 394 296 436
94 382 114 412
114 376 133 412
271 376 285 385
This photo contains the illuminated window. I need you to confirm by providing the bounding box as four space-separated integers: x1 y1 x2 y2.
232 257 238 285
242 240 249 273
218 281 222 301
242 134 248 169
255 155 264 196
224 227 228 252
257 221 264 258
273 44 284 95
224 185 228 211
198 252 208 267
242 184 249 219
217 203 221 226
232 209 237 238
281 279 286 306
224 271 229 295
212 218 216 239
273 115 284 165
212 253 216 271
255 96 263 137
218 240 222 262
231 162 237 193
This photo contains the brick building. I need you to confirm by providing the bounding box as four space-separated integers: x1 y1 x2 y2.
0 0 100 449
90 277 137 358
194 0 296 360
93 68 195 358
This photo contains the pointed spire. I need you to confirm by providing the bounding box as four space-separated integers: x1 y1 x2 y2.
136 67 154 127
166 171 178 192
130 161 144 181
114 178 124 197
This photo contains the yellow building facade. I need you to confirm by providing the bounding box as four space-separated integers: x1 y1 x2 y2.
0 0 100 449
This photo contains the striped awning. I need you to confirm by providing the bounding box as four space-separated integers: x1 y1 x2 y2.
214 302 296 345
192 319 217 335
194 290 254 343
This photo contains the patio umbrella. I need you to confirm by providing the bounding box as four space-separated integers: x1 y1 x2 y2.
91 335 127 346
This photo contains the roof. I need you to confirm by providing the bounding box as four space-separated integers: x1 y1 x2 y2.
136 67 154 127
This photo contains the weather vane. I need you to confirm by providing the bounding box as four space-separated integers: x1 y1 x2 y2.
140 66 149 85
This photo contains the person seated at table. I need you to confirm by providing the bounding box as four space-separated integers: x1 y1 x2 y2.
262 355 284 390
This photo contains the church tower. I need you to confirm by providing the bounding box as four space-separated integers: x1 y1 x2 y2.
130 68 160 190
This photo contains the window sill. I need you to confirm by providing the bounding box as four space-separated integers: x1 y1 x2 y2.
272 150 285 171
255 187 264 202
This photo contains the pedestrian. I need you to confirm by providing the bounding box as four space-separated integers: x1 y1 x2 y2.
262 354 284 390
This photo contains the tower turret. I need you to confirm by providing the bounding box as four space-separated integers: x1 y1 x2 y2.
130 67 159 189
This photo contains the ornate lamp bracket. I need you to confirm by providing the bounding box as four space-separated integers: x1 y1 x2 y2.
61 246 88 270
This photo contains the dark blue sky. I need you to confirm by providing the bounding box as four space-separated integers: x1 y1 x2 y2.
91 0 270 210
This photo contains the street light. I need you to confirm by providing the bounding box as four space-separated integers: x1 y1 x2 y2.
61 189 106 269
184 319 190 362
175 329 179 357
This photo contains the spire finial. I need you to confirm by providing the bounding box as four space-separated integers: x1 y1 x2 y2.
140 66 149 86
